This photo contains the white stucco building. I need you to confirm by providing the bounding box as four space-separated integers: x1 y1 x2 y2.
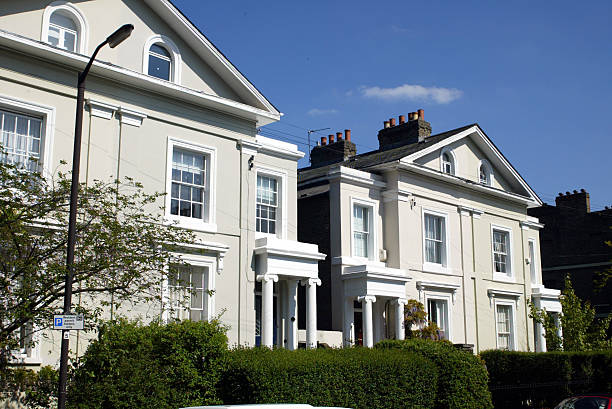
297 111 561 352
0 0 324 367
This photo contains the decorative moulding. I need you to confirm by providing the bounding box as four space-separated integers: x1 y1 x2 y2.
118 107 147 127
487 288 522 308
416 281 460 303
86 99 118 120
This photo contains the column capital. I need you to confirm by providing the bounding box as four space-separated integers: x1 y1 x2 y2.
256 274 279 283
357 295 376 304
395 298 408 306
301 277 322 287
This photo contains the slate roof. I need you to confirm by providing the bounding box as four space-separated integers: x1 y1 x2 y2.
298 123 477 184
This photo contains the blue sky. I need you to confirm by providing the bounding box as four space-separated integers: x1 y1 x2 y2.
174 0 612 209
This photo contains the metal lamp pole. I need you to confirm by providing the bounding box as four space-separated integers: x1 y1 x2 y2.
57 24 134 409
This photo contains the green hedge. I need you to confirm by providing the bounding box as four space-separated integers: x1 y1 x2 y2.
219 347 438 409
68 319 228 409
376 339 493 409
481 349 612 409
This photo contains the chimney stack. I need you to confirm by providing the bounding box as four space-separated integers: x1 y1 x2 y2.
556 189 591 213
310 129 357 167
377 108 431 150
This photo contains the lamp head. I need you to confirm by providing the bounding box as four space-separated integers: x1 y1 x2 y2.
107 24 134 48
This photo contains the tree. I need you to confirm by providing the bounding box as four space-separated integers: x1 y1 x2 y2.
530 275 611 351
403 299 442 340
0 155 198 368
528 300 562 351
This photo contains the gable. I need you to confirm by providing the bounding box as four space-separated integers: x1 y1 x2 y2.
402 125 542 205
0 0 278 118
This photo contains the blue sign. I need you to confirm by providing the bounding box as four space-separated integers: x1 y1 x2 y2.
55 317 63 327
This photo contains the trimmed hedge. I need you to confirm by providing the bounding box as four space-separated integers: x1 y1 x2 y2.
481 349 612 409
68 319 228 409
376 339 493 409
219 347 438 409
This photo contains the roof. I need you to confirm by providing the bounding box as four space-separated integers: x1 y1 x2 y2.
298 123 476 183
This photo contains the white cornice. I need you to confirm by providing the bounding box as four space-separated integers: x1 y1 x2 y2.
416 281 460 303
487 288 523 308
253 237 326 261
327 166 387 189
118 107 147 127
255 134 304 160
457 205 484 219
86 99 118 120
382 188 413 203
0 29 280 126
520 220 544 230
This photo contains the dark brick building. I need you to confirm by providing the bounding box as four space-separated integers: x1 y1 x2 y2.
528 190 612 317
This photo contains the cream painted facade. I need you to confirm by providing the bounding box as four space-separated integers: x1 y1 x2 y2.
298 123 561 352
1 0 324 367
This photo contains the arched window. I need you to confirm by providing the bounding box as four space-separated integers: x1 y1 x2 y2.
479 159 493 186
440 148 456 175
148 44 172 81
42 2 88 54
143 35 182 84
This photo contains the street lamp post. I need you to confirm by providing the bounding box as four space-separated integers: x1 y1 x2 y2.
57 24 134 409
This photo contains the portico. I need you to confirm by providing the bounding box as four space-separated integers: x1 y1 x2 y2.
531 285 562 352
341 264 411 347
254 236 326 349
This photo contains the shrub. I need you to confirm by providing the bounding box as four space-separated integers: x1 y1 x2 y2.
376 339 493 409
68 319 228 409
481 349 612 409
220 347 437 409
0 365 58 408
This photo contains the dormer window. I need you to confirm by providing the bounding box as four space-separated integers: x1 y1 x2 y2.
148 44 172 81
42 3 88 54
143 35 182 84
440 148 456 175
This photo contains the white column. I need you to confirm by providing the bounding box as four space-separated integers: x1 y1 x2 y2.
286 279 298 350
359 295 376 348
302 278 321 349
535 321 547 352
373 299 384 343
257 274 278 348
343 296 355 347
279 281 287 348
395 298 407 340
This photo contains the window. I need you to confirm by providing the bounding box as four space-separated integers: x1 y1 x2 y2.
165 138 216 231
440 148 456 175
492 227 512 278
479 165 488 185
143 35 181 84
1 109 42 172
424 213 446 266
170 148 206 220
148 44 172 81
168 265 209 322
42 3 87 54
47 11 78 52
353 204 371 258
495 304 514 350
256 174 279 235
427 298 449 340
528 239 537 284
479 160 493 186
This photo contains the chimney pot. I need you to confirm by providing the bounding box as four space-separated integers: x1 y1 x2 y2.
580 188 586 193
336 132 343 141
330 133 335 143
558 193 563 196
344 129 351 141
399 115 406 124
389 118 396 127
566 191 570 195
384 121 390 129
573 190 578 194
418 109 424 120
321 136 327 146
410 112 418 121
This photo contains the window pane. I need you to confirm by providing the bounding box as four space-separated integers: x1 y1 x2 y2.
50 12 77 31
150 44 171 58
47 26 60 46
149 55 171 80
63 31 76 52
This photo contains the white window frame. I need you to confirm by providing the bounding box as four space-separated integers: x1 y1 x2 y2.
439 146 457 176
0 94 55 178
9 322 41 365
491 224 514 281
479 159 494 186
143 35 182 84
494 299 517 351
165 137 216 233
41 1 88 54
422 208 451 273
424 292 452 341
162 254 216 323
350 197 377 261
255 167 288 240
528 238 538 285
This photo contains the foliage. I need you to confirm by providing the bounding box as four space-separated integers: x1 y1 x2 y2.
559 275 611 351
593 230 611 291
67 319 228 409
0 154 198 367
403 299 442 340
481 349 612 409
528 300 562 351
0 366 58 408
219 347 437 409
376 339 493 409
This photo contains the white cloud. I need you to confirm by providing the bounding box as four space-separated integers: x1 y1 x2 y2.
307 108 338 116
361 84 463 104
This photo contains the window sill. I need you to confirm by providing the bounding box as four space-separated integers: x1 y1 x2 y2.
164 216 217 233
9 355 42 366
492 273 515 283
422 262 451 275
